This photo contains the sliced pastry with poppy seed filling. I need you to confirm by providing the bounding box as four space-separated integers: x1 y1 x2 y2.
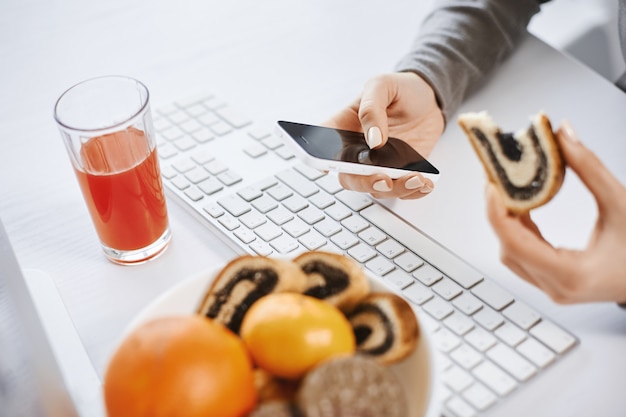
196 256 308 335
292 251 370 313
347 292 419 364
458 111 565 214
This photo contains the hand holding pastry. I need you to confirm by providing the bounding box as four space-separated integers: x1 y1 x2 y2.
485 121 626 304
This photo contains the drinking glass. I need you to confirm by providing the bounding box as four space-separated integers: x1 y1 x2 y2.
54 75 171 265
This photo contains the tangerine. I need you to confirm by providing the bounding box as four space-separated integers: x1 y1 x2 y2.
240 293 356 379
103 315 257 417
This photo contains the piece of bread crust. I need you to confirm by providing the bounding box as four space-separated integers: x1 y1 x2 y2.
458 111 565 214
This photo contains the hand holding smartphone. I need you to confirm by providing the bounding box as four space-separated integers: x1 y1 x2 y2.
275 121 439 182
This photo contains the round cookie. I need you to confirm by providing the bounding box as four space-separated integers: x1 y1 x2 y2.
292 251 369 313
196 255 308 335
296 355 407 417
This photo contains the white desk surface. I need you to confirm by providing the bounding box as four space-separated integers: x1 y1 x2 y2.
2 0 625 416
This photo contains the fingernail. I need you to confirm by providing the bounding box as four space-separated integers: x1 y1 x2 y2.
366 126 382 149
373 180 391 192
405 176 424 190
419 184 433 194
561 120 580 143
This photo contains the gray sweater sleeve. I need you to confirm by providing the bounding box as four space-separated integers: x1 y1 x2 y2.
395 0 544 123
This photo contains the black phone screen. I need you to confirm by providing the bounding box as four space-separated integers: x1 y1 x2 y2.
278 121 439 174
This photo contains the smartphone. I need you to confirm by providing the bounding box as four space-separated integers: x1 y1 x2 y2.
275 121 439 181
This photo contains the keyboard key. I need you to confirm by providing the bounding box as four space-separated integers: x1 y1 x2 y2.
447 396 477 417
330 230 360 250
269 235 299 254
202 203 224 218
494 322 527 347
283 195 309 213
185 167 211 184
237 186 263 202
413 264 443 286
282 218 310 238
471 281 514 311
277 170 319 197
233 227 256 244
473 307 504 331
308 191 335 209
205 159 228 175
376 239 405 258
198 178 223 195
516 337 556 368
260 135 283 150
249 240 273 256
316 174 344 194
383 268 413 289
266 206 294 226
335 190 373 211
243 143 267 158
472 361 518 396
347 243 377 263
298 230 327 250
423 296 454 320
452 292 484 316
298 206 325 225
251 195 278 213
487 343 537 381
217 170 242 186
313 218 342 237
360 204 483 288
464 327 498 352
184 187 204 201
462 382 497 411
341 215 370 233
239 211 267 229
529 320 576 354
394 252 424 272
255 223 282 241
432 277 463 301
365 256 395 276
502 301 541 330
450 343 483 370
402 282 433 305
267 184 294 201
358 227 387 246
324 202 352 221
217 214 239 231
443 311 475 336
294 164 325 180
217 194 251 217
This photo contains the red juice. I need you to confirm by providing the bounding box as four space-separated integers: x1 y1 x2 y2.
73 128 169 251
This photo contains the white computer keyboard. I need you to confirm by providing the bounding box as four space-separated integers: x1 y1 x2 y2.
153 94 578 417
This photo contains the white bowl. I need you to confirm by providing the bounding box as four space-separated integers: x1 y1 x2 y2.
125 265 442 417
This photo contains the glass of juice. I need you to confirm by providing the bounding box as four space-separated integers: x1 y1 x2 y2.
54 75 171 265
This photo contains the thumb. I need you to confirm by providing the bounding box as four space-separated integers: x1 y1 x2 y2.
358 76 393 149
557 120 624 213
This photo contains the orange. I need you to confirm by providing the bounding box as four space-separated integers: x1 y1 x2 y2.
240 293 356 379
103 315 257 417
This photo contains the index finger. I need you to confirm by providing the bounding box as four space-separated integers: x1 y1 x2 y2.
358 77 394 148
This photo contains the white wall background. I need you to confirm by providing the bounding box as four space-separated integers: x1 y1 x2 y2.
529 0 625 82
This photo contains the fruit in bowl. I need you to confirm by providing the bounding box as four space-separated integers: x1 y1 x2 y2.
103 315 257 417
240 292 356 379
